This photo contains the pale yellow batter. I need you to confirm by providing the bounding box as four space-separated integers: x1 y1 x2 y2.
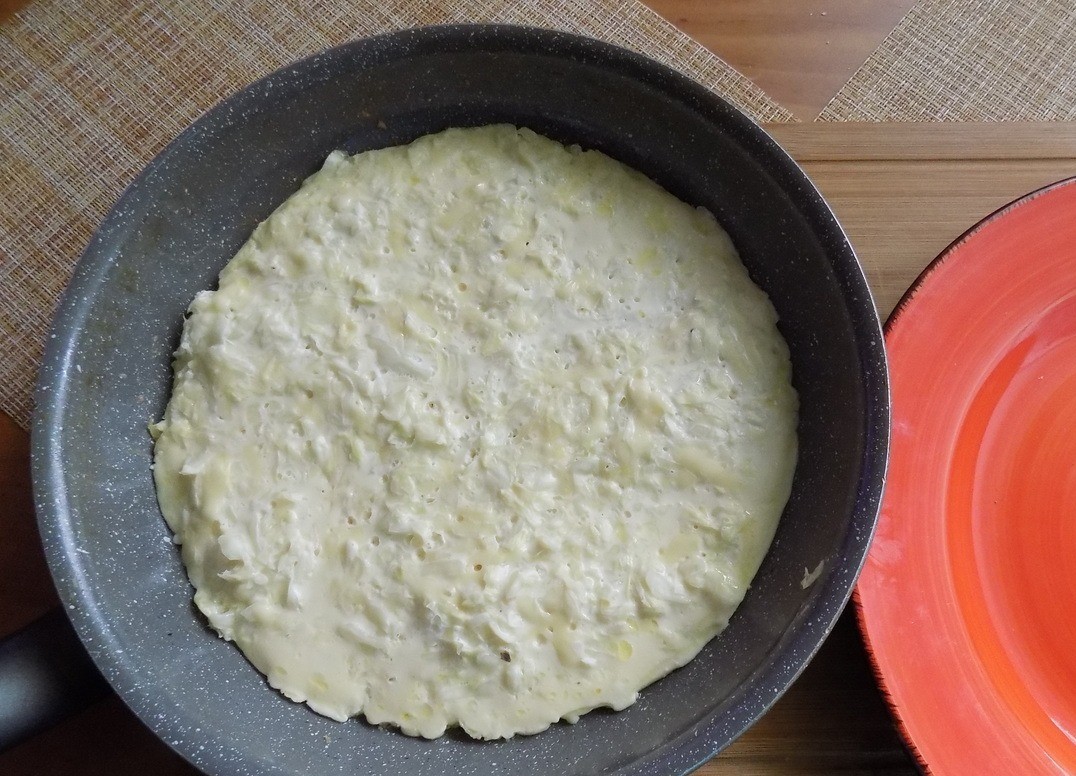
152 125 798 740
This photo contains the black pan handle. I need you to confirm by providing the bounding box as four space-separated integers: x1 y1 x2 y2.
0 608 111 751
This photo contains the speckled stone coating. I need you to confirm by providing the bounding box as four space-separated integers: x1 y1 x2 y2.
31 24 889 776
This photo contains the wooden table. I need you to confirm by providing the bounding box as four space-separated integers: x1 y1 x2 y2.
3 2 1076 774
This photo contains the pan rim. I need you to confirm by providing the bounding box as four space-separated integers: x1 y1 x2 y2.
31 23 889 776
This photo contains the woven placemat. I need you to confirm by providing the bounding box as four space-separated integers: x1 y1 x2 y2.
821 0 1076 121
0 0 791 430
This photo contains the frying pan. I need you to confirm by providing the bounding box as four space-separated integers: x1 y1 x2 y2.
16 25 888 775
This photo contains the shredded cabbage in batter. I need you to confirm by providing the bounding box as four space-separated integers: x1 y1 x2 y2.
152 125 798 740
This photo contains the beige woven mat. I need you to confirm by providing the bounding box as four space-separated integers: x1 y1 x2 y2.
821 0 1076 121
0 0 791 430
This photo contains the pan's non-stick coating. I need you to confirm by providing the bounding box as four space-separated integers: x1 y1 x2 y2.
32 25 888 776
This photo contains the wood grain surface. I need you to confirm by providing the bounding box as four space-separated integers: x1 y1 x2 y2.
776 124 1076 321
4 1 1076 775
646 0 917 120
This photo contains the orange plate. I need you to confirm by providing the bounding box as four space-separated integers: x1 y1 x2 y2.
857 177 1076 775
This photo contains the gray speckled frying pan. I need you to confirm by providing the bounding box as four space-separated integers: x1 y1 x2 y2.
21 25 887 776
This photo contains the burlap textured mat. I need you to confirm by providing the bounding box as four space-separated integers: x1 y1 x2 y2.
821 0 1076 121
0 0 791 429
